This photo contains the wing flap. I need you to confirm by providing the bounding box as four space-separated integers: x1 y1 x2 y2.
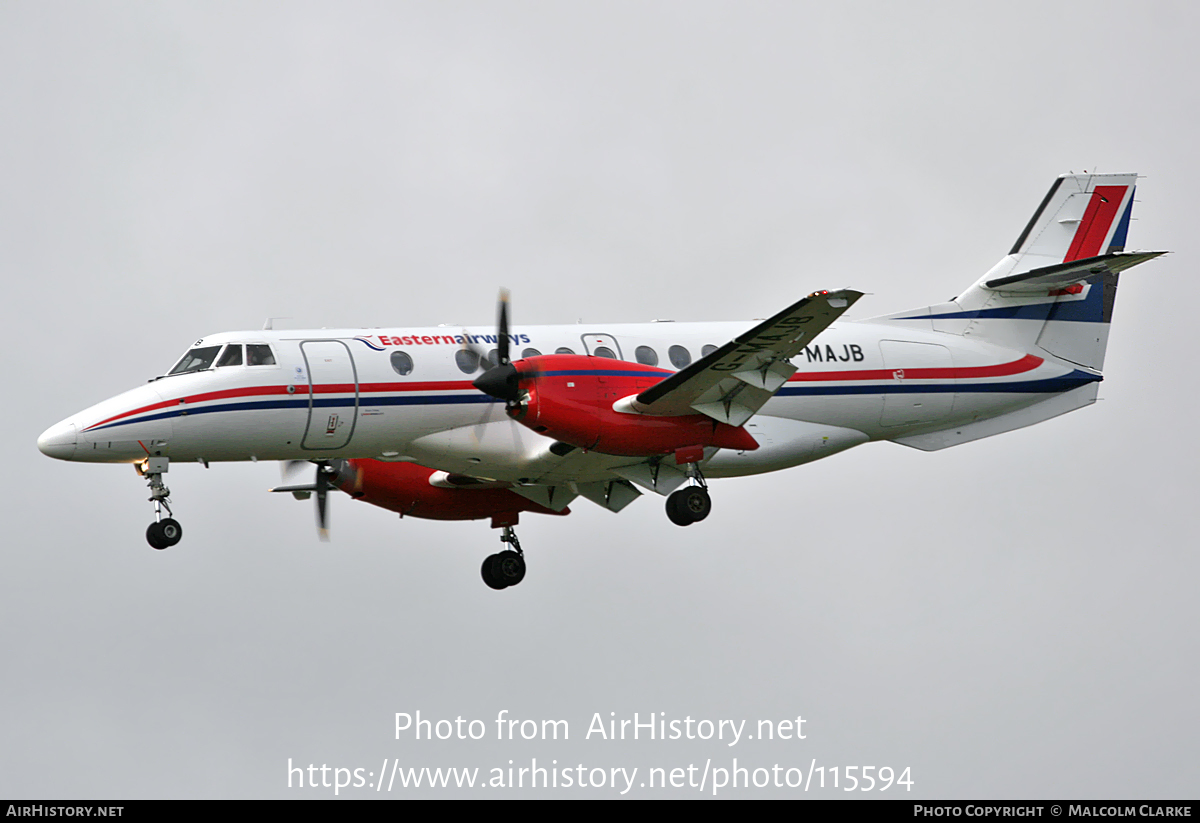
574 479 642 512
509 484 576 512
690 379 776 427
610 460 690 496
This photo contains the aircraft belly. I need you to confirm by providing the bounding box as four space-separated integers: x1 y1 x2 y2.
705 417 868 477
761 393 886 439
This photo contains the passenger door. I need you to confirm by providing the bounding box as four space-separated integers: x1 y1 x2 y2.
301 340 359 450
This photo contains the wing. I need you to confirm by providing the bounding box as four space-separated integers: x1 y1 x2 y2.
617 289 863 426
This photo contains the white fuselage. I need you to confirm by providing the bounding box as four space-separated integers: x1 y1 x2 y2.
38 316 1093 483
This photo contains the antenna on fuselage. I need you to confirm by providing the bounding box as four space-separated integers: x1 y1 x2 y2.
262 317 292 330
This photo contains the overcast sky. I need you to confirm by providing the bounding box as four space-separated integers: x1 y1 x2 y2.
4 0 1197 798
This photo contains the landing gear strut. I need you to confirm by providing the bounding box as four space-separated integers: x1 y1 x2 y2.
138 457 183 550
481 526 526 589
666 465 711 526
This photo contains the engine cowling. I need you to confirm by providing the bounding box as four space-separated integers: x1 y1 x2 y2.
337 459 568 524
500 354 759 456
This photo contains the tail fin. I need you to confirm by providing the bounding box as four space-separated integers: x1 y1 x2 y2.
882 173 1164 371
1008 172 1138 268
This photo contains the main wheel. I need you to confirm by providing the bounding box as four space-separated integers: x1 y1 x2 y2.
159 518 183 547
681 487 711 522
146 522 169 550
666 492 694 526
481 554 508 589
491 550 526 587
666 487 712 526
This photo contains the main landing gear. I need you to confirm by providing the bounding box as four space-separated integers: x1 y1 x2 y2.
666 466 711 527
481 525 526 590
137 457 183 550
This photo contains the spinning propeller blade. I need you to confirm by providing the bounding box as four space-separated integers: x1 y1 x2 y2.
496 288 511 366
270 460 337 541
473 289 522 403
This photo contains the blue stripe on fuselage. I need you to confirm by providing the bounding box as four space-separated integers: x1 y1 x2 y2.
88 370 1101 433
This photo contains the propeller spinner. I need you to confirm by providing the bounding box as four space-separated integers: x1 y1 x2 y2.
472 289 523 405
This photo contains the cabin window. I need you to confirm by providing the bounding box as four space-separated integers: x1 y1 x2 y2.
521 348 541 359
635 345 659 366
246 344 276 366
390 350 414 376
702 344 718 357
555 347 575 355
168 346 221 375
668 345 692 368
456 349 481 374
485 348 500 368
594 346 617 359
216 345 244 367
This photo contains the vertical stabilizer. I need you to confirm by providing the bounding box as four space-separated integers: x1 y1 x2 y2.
878 173 1157 370
1008 173 1138 268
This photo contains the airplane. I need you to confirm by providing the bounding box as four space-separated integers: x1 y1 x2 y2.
37 172 1166 589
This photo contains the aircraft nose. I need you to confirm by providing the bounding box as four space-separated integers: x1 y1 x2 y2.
37 420 77 460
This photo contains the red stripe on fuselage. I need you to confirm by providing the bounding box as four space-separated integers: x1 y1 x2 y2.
82 380 480 431
787 354 1043 383
1064 186 1127 262
86 357 1043 431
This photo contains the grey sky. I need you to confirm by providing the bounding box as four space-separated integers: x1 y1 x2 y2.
3 1 1196 797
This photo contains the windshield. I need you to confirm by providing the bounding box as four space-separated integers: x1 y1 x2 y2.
168 346 222 375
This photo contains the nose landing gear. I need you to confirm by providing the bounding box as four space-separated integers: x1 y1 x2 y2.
137 458 183 550
481 526 526 589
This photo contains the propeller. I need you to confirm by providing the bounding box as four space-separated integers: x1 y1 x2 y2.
271 459 343 540
472 289 524 405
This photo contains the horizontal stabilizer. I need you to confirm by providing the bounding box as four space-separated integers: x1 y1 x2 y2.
985 251 1166 292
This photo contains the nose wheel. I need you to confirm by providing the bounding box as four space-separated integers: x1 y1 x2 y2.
147 518 183 550
481 526 526 589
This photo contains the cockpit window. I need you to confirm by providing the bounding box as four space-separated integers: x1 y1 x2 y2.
247 344 276 366
216 345 243 367
168 346 222 375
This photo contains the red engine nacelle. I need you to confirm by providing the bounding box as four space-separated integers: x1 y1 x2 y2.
508 354 758 457
338 459 567 526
